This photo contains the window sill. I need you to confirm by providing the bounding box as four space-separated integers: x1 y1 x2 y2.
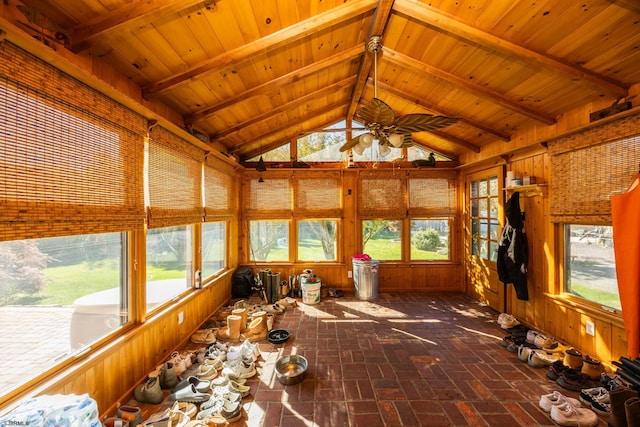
544 292 624 326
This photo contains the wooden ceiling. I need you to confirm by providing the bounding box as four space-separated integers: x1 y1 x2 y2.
5 0 640 162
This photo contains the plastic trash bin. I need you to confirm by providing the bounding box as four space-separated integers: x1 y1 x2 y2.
352 259 379 300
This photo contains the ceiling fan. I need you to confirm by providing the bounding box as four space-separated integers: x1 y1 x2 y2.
339 36 459 156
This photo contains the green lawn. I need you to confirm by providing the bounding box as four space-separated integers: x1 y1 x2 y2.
570 283 621 311
19 261 184 306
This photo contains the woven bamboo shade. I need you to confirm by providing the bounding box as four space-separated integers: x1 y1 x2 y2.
0 43 146 241
147 127 205 228
204 163 233 221
549 114 640 224
243 171 292 219
408 170 457 217
358 170 407 219
292 170 342 218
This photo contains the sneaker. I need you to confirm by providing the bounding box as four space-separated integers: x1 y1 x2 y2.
539 391 582 412
533 334 558 350
518 344 533 363
222 359 256 379
528 350 560 368
557 369 591 392
549 402 598 427
498 314 520 329
525 330 539 345
579 386 608 406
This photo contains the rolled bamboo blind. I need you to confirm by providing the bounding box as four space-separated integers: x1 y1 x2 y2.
358 170 407 219
203 163 233 221
549 113 640 224
407 170 457 217
242 171 292 219
147 127 205 228
292 170 342 218
0 43 146 241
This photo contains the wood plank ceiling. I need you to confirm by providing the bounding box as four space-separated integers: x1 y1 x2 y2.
5 0 640 163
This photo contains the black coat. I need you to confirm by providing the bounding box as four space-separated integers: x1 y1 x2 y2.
497 192 529 300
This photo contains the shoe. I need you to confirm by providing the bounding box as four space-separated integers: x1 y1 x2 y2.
498 314 520 329
217 315 243 341
196 364 219 381
528 350 560 368
167 351 188 377
557 369 591 392
547 360 571 381
173 376 211 394
219 399 242 423
134 377 163 405
581 355 604 380
239 317 267 342
103 417 130 427
539 391 582 412
168 401 197 420
222 359 256 379
526 330 539 345
563 348 583 370
533 334 558 350
191 328 218 344
549 402 598 427
518 344 533 363
168 384 211 403
213 379 250 398
579 386 608 407
116 405 143 427
625 397 640 427
203 357 224 371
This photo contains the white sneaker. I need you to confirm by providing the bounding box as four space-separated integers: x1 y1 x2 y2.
539 391 582 412
498 314 519 329
222 359 256 379
550 402 598 426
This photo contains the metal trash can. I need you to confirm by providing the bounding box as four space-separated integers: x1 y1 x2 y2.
352 259 379 300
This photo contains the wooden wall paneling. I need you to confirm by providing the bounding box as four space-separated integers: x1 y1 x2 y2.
580 313 597 357
593 318 612 364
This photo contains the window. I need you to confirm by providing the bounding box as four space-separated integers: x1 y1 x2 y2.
469 176 499 261
297 121 347 162
362 220 402 261
146 226 193 312
564 225 620 310
0 232 127 396
249 220 289 261
410 219 451 261
202 222 226 278
247 143 290 162
298 220 337 261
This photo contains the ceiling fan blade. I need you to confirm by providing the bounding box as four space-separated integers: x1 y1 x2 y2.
357 98 395 126
399 133 413 147
394 114 459 133
339 134 364 152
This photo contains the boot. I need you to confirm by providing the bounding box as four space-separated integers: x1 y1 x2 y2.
564 348 584 370
609 387 638 427
116 405 143 427
240 317 267 342
626 397 640 427
159 362 178 389
582 355 605 380
232 308 248 332
217 315 242 341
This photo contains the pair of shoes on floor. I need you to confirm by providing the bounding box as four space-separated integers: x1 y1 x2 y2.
327 287 344 298
191 328 218 344
525 329 559 349
501 335 525 353
497 313 520 329
539 391 598 426
168 383 210 403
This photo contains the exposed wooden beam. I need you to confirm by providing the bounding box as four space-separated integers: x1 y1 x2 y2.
374 80 511 142
409 137 459 161
70 0 204 52
429 130 481 153
186 45 363 124
233 103 347 160
143 0 377 96
383 48 557 125
394 0 629 97
347 0 396 120
211 77 356 142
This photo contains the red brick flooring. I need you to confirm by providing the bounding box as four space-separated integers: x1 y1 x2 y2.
142 292 608 426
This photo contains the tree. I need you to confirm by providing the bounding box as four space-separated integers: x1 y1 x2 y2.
305 220 336 260
362 220 400 246
412 229 442 252
0 240 52 305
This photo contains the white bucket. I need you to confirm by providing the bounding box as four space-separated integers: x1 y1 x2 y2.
301 281 321 305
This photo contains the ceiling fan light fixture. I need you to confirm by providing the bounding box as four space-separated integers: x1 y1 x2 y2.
359 132 374 147
352 142 365 155
388 133 404 148
379 143 391 157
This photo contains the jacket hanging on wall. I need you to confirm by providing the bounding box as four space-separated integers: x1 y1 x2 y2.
497 192 529 300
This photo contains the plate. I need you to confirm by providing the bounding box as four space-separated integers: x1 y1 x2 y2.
268 329 290 344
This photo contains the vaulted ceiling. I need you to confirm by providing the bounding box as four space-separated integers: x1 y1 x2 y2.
4 0 640 162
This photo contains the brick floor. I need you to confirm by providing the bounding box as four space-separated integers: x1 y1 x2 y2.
135 292 609 426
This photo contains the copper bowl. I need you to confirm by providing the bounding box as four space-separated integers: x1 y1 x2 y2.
275 354 308 385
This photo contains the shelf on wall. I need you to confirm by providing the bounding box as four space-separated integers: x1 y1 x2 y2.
504 184 547 197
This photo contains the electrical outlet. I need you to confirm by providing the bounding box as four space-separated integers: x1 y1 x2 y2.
347 270 352 278
586 320 595 336
178 311 184 324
